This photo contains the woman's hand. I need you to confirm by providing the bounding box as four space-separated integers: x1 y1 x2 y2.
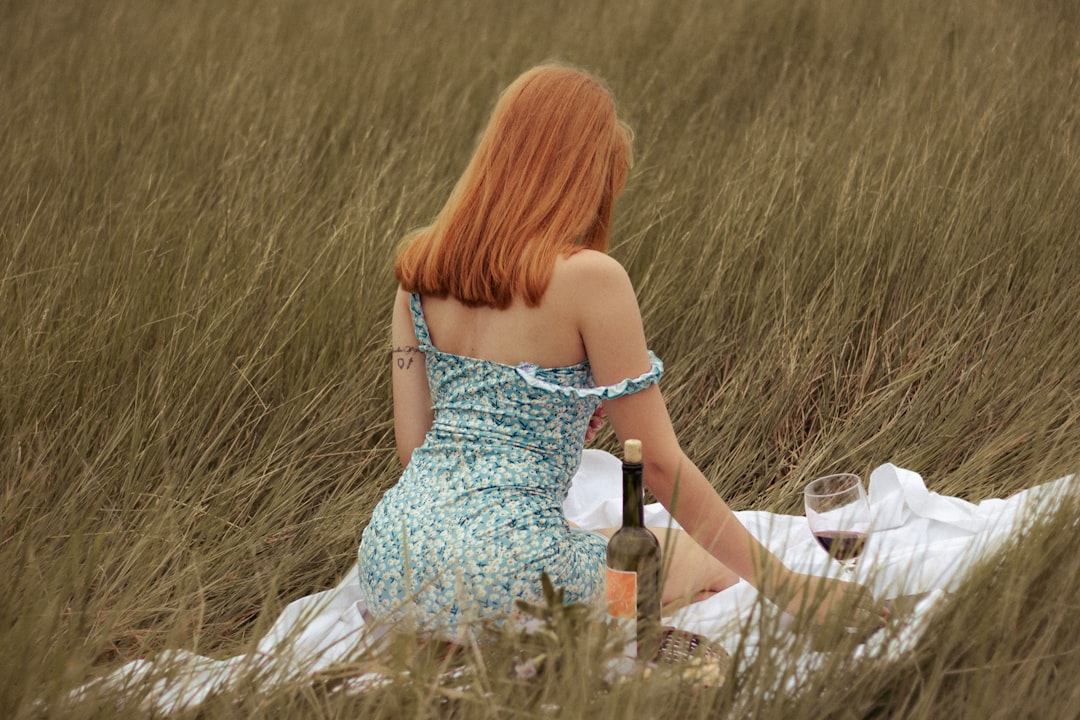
584 405 606 442
784 573 888 640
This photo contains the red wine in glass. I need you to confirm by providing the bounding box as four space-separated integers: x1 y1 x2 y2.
812 530 867 563
804 473 871 574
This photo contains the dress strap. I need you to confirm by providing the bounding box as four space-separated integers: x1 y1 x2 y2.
408 293 433 350
516 351 664 399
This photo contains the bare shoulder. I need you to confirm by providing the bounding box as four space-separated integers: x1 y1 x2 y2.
552 250 635 299
548 250 644 352
559 248 627 276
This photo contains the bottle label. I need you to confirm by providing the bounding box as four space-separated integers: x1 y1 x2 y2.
606 567 637 619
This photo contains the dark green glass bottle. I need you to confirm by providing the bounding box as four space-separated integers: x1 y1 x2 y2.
605 439 662 660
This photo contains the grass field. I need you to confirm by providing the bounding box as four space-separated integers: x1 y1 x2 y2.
2 0 1079 717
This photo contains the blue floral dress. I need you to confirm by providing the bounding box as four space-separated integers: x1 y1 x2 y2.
357 293 664 635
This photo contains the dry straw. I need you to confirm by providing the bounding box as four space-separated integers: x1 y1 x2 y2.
2 0 1078 717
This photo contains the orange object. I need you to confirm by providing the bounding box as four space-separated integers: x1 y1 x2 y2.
606 567 637 619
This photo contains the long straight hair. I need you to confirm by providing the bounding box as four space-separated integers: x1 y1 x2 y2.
394 64 633 308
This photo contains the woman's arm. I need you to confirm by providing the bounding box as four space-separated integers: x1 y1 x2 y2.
573 255 778 584
572 253 874 618
392 286 433 467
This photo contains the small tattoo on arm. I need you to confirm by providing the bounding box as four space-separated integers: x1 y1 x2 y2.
393 345 420 370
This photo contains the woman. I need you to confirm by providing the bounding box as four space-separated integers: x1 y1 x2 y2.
357 63 879 635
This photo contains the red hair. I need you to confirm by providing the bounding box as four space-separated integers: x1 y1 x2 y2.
394 64 633 308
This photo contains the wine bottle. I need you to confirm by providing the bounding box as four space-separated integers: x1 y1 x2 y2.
605 439 662 660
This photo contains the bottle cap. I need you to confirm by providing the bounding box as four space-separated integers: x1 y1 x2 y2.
624 439 642 463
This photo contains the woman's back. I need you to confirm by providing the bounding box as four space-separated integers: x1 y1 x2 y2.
418 252 597 370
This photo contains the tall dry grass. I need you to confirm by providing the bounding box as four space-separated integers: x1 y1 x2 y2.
2 0 1079 717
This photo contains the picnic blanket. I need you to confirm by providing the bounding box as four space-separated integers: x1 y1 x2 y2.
73 450 1076 711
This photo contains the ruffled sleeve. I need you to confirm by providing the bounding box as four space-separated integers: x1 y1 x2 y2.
516 351 664 399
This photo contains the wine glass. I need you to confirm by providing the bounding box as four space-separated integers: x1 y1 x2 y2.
804 473 871 575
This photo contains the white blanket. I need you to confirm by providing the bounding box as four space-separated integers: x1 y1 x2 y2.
75 450 1076 711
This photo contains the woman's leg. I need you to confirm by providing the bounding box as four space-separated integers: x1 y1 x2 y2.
589 526 740 614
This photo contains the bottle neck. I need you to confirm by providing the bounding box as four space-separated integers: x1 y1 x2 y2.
621 461 645 527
